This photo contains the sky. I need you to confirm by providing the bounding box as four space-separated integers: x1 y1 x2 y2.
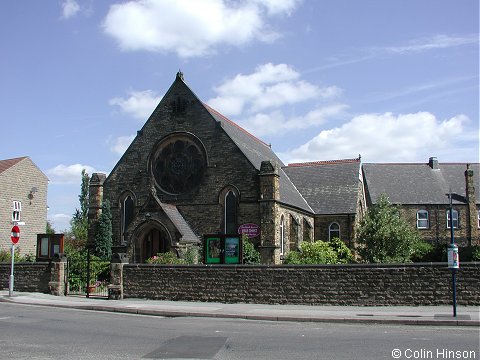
1 0 478 232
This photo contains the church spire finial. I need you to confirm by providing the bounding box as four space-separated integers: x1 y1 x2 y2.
176 70 184 81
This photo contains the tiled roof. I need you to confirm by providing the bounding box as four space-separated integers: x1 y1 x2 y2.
362 162 480 205
283 159 361 215
0 156 27 175
203 103 313 213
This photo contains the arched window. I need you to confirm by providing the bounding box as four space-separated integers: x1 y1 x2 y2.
329 222 340 241
303 218 312 242
446 209 459 229
416 210 429 229
224 190 237 234
280 215 285 255
121 194 134 244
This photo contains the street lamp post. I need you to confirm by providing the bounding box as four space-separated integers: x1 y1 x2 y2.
447 191 458 318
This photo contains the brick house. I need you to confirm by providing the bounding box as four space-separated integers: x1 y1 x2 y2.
89 73 365 264
362 157 480 247
0 156 49 255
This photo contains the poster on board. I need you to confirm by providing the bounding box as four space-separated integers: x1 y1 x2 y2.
203 235 242 264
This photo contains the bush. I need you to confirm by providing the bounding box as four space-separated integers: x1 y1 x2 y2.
183 245 200 264
472 246 480 261
284 239 354 265
242 235 261 264
410 242 435 262
329 237 355 264
0 249 35 263
146 251 186 264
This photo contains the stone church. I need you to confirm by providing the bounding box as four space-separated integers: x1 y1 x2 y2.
88 72 365 264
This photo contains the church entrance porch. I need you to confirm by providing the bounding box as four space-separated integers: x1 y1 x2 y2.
133 224 171 263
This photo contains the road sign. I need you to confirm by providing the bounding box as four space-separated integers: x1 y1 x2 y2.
11 225 20 244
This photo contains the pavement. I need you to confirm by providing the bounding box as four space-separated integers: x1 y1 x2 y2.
0 290 478 327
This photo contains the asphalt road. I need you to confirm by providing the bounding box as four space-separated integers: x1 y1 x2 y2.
0 303 478 360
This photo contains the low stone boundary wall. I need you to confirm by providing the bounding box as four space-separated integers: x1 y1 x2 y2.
123 263 480 306
0 262 50 293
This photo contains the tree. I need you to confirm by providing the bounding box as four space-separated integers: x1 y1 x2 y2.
355 194 425 263
70 169 90 241
94 200 112 260
46 221 55 234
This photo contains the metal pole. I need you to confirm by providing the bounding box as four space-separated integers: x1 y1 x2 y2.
86 248 91 299
452 269 457 317
449 193 457 318
9 244 15 297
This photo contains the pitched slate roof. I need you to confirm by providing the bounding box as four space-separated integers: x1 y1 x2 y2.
152 193 200 244
203 103 313 213
362 162 480 205
0 157 27 175
283 158 361 215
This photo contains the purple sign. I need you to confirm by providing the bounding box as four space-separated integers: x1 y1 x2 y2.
238 223 260 238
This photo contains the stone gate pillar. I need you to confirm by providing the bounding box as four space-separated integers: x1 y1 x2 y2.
87 173 106 249
108 252 129 300
49 254 67 296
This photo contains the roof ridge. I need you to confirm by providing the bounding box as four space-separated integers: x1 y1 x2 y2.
364 162 479 166
288 157 361 167
203 103 271 148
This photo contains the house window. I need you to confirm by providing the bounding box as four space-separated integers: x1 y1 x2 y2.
446 209 459 229
477 210 480 228
12 201 22 222
416 210 429 229
329 222 340 241
224 190 237 234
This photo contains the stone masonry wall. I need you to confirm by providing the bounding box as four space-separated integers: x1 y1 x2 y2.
400 204 480 246
0 158 48 255
123 263 479 306
0 262 50 293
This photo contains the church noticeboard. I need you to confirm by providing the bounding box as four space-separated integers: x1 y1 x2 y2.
224 237 240 264
205 236 222 264
204 235 242 264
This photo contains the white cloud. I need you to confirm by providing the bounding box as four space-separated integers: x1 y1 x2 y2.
102 0 300 57
208 63 341 116
281 112 470 163
385 34 479 54
109 135 136 155
250 0 301 15
109 90 161 120
61 0 80 19
48 213 72 232
46 164 97 184
239 104 348 137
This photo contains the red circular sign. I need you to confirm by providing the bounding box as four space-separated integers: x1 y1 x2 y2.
11 225 20 244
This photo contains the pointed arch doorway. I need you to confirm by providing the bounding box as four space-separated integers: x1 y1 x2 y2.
133 222 172 263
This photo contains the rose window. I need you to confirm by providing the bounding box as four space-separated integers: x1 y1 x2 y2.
151 134 206 195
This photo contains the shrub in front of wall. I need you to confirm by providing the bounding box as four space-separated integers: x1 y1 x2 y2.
146 252 186 265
